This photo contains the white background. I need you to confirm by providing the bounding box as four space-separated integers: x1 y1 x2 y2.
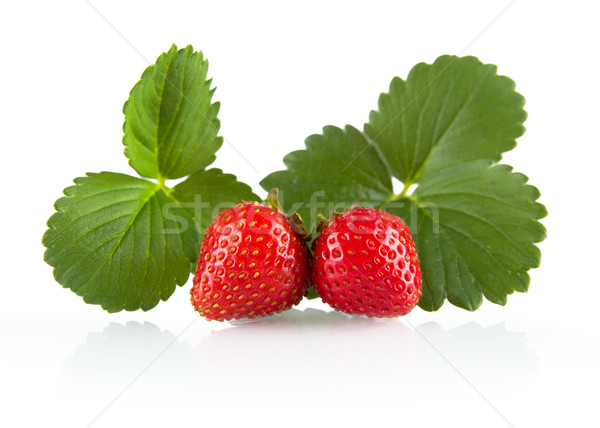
1 1 598 427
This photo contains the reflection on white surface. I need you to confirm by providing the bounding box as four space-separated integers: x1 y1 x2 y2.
58 309 539 426
60 321 196 421
195 308 421 388
61 308 537 394
194 309 538 393
62 321 195 385
416 321 538 384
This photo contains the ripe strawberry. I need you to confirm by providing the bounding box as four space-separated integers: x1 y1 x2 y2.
191 201 310 321
312 207 421 317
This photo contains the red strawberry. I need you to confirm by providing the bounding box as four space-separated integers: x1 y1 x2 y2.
312 207 421 317
191 201 310 321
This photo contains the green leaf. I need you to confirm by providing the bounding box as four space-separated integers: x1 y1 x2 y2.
384 162 547 311
171 168 260 233
262 55 546 311
260 125 392 231
43 45 261 312
42 172 199 312
365 55 526 183
123 44 222 180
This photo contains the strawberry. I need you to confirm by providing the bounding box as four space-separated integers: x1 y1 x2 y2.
191 199 310 321
311 207 422 317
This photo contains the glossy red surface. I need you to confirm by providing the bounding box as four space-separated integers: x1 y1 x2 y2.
191 202 310 321
312 207 422 317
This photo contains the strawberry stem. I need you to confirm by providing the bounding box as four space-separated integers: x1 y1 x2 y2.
316 213 329 233
266 188 282 211
266 188 310 242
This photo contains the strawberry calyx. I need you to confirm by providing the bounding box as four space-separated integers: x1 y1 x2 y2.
266 188 310 242
315 208 348 233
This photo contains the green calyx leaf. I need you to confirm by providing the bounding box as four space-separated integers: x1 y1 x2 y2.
44 45 258 312
123 44 222 180
43 173 199 312
261 55 546 311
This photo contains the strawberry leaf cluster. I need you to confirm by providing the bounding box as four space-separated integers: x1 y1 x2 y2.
261 56 547 311
43 45 259 312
